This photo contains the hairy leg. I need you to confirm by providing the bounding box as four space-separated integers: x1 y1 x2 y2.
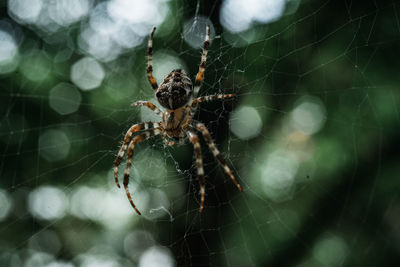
147 27 158 90
123 128 161 215
196 122 242 191
187 130 206 212
193 26 210 97
190 94 235 114
131 101 163 117
113 122 158 187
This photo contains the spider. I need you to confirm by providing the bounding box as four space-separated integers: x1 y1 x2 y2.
113 26 242 215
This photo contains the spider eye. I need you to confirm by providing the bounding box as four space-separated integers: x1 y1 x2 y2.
156 92 162 98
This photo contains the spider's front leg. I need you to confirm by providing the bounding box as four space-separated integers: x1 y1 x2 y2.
147 27 158 90
187 130 206 212
131 101 163 117
190 94 235 114
193 26 210 97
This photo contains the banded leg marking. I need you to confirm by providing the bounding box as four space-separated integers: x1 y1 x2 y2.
193 26 210 97
113 122 153 188
190 94 235 114
187 131 206 212
131 101 163 117
147 27 158 90
196 123 242 191
124 128 161 215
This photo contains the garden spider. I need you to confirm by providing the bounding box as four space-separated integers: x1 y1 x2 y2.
114 26 242 215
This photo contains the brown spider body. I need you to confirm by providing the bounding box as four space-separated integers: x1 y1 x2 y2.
157 69 193 139
162 107 192 139
156 69 193 110
114 26 242 215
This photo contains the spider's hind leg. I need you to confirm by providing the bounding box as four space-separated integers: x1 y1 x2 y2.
114 122 155 188
123 127 162 215
195 122 242 192
187 130 206 212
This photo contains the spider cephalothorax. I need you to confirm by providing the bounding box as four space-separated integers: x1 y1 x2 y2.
114 26 242 215
156 69 193 110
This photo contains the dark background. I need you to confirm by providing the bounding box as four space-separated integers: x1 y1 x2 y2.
0 0 399 266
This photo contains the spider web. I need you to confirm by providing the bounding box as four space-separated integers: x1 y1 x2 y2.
1 0 400 266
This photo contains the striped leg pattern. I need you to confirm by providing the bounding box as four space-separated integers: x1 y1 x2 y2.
147 27 158 90
113 122 154 188
187 130 206 212
123 128 161 215
196 122 242 192
131 101 163 117
190 94 235 114
193 26 210 98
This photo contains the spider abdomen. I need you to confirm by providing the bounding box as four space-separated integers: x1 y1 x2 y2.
156 69 193 109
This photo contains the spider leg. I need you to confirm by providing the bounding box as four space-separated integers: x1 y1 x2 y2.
131 100 163 117
187 130 206 212
147 27 158 90
193 26 210 98
114 122 159 188
195 122 242 192
190 94 235 114
161 131 175 146
124 127 162 215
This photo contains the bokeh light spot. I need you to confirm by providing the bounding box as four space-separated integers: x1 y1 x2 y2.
20 49 52 82
291 96 326 135
49 83 82 115
139 246 175 267
24 252 54 267
0 29 19 74
124 231 155 260
0 189 13 221
78 0 169 61
28 186 68 220
8 0 43 24
230 105 262 140
38 129 71 162
48 0 92 27
70 186 136 228
71 57 105 90
78 253 122 267
79 22 122 62
260 150 299 202
220 0 286 33
69 186 104 220
313 235 349 266
45 261 74 267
